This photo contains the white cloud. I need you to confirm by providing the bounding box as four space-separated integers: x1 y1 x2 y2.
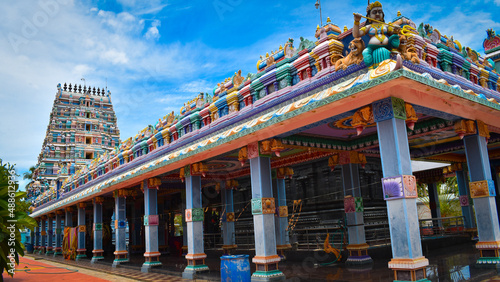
144 19 161 40
101 49 129 64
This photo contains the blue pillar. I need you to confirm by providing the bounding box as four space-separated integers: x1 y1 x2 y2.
34 220 40 254
142 178 162 272
181 191 188 255
248 143 285 281
113 189 129 267
427 182 442 228
41 216 47 254
222 181 237 254
463 127 500 265
274 169 291 258
46 215 54 255
456 167 475 229
30 228 35 254
65 207 73 227
182 169 209 279
76 203 86 260
54 211 63 256
374 97 429 281
91 197 104 263
341 159 372 265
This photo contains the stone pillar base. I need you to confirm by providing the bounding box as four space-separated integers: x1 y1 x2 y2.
91 249 104 263
181 245 188 255
53 247 62 256
183 253 209 279
389 257 429 281
476 241 500 267
252 255 285 281
346 243 373 265
222 244 238 255
112 250 129 267
141 252 162 273
46 247 54 255
76 249 87 260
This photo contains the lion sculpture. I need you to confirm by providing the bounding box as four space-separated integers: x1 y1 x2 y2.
398 34 419 64
332 38 365 70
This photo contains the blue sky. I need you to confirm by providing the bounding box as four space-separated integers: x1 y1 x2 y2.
1 0 499 190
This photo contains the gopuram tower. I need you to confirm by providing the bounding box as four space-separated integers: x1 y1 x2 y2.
28 83 120 206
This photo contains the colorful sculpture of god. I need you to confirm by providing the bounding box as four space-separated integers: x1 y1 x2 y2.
353 1 400 67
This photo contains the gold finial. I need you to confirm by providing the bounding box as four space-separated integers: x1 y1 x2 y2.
326 17 331 23
279 45 283 51
397 11 401 17
344 25 348 32
317 25 320 30
266 52 269 58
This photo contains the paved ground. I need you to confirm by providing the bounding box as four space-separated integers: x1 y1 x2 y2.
3 256 119 281
3 256 190 282
7 239 500 281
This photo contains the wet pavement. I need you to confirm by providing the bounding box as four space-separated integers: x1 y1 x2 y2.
27 237 500 281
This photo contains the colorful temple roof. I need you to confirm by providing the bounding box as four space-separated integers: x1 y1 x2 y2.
30 7 500 216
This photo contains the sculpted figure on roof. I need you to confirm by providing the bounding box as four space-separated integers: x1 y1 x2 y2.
353 1 401 67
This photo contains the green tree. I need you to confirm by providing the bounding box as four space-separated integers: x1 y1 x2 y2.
22 166 36 190
0 159 37 279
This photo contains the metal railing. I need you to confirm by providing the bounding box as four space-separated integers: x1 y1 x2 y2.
418 216 465 237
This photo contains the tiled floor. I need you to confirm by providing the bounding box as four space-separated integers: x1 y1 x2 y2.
27 239 500 281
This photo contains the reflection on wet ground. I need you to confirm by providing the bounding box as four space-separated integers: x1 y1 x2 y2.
39 237 500 281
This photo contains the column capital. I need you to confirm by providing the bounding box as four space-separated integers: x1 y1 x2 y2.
78 202 86 209
328 151 367 170
113 189 136 198
41 215 47 220
276 167 294 179
65 206 74 212
142 178 162 191
48 213 55 218
56 210 64 215
372 97 406 122
190 162 207 177
93 196 105 204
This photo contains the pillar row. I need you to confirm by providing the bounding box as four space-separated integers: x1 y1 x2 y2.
76 203 86 260
113 189 129 267
374 97 429 282
91 197 104 263
54 210 63 256
142 178 162 272
182 168 209 279
222 181 237 255
46 214 54 255
463 123 500 266
249 143 285 281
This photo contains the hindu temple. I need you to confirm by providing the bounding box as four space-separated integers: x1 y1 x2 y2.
28 2 500 281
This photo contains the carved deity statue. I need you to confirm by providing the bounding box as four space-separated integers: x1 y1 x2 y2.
353 1 401 67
